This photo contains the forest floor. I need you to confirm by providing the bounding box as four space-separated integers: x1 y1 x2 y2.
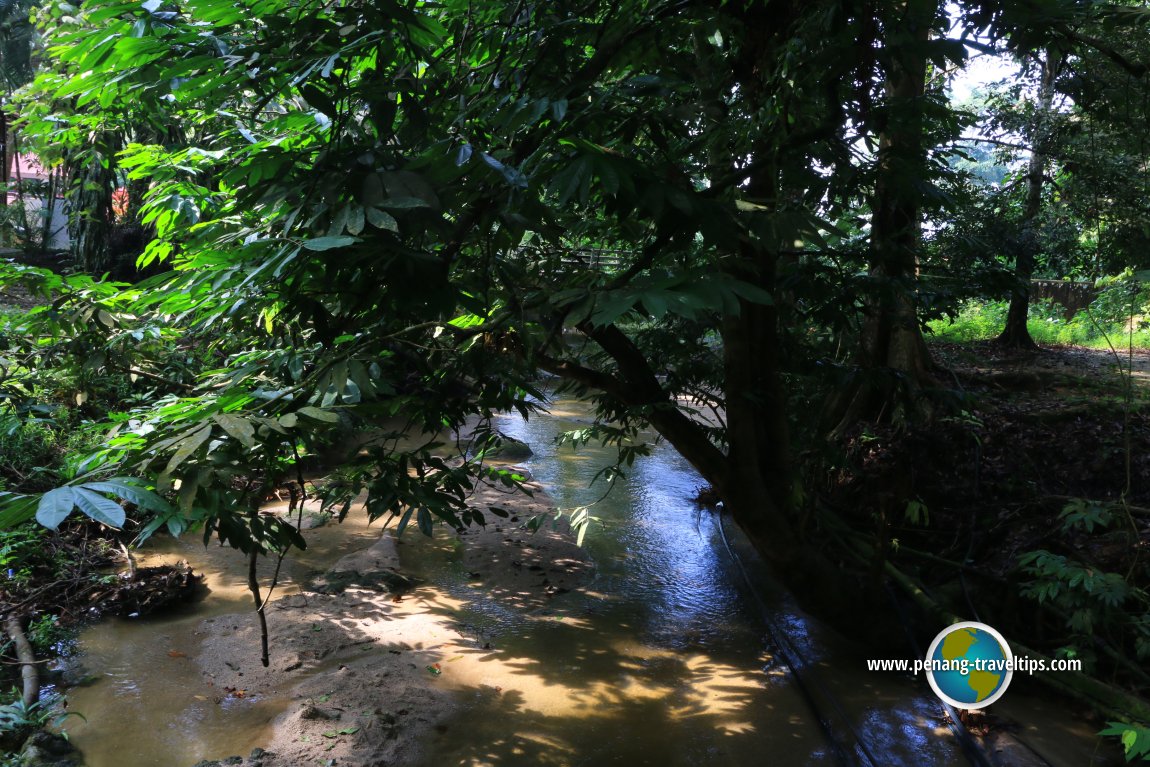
830 340 1150 728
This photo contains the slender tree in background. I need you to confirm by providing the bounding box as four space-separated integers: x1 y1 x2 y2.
997 47 1063 348
826 0 950 436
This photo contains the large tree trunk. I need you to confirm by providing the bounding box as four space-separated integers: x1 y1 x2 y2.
826 0 938 438
998 49 1061 349
718 244 800 565
0 109 8 217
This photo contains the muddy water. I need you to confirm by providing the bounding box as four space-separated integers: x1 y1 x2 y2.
62 398 1109 767
63 506 383 765
408 401 962 767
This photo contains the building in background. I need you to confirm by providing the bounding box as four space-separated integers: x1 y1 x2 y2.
5 153 69 251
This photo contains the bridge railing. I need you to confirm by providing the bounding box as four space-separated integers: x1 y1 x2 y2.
512 245 630 272
1030 279 1097 320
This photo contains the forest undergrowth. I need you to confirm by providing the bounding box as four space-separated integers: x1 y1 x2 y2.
825 339 1150 739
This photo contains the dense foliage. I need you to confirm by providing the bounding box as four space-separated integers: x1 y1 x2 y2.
2 0 1150 756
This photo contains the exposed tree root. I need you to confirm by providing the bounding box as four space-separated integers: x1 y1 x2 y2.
4 615 39 708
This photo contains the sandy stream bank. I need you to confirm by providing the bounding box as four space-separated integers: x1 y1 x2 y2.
185 472 592 767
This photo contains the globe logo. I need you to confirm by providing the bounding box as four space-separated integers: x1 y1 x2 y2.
924 621 1013 709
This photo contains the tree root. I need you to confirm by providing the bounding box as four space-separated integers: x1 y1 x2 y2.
4 615 39 708
119 541 138 581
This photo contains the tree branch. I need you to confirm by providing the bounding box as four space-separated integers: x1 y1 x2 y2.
1055 26 1147 77
574 321 731 486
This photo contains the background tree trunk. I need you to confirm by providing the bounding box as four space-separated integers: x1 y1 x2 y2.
826 0 938 438
998 49 1062 349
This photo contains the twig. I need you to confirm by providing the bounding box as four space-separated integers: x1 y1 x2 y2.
119 541 137 581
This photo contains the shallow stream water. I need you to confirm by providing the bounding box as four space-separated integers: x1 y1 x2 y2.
61 398 1110 766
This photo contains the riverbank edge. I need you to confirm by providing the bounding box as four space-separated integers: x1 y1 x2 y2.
183 470 594 767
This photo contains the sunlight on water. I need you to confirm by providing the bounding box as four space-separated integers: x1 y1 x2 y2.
63 509 382 767
59 397 1103 767
415 401 835 765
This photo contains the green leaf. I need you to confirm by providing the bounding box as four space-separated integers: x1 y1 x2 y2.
481 153 527 188
0 494 40 529
365 207 398 232
300 84 336 116
72 488 127 528
1101 722 1150 760
214 413 256 448
82 479 173 513
303 236 359 251
162 423 213 479
346 205 365 236
36 488 75 530
298 406 340 423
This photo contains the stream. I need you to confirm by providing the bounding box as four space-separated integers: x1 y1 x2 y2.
60 397 1110 766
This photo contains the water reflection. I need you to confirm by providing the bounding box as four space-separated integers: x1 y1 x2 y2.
411 401 838 766
59 396 1107 767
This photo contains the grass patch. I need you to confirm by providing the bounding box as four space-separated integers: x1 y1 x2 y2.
928 298 1150 351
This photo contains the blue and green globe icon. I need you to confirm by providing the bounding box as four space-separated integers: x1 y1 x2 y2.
924 621 1013 709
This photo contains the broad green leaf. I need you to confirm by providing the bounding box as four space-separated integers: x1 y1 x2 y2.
365 207 398 232
346 205 365 236
0 493 39 529
72 488 127 528
303 236 358 252
298 406 340 423
214 413 256 448
82 479 174 514
162 423 213 478
36 488 75 530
